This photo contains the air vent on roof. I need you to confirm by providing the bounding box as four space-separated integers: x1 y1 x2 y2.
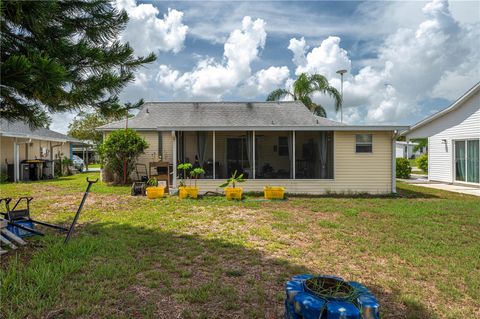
271 120 274 125
194 102 199 108
146 108 149 114
316 119 319 124
247 102 253 108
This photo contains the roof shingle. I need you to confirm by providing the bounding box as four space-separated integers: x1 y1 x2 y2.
97 101 345 130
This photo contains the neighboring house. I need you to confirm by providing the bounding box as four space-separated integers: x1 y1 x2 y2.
395 141 426 159
0 120 81 182
404 82 480 186
98 101 407 194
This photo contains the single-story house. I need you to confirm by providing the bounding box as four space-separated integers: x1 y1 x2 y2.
395 141 426 159
0 119 81 182
404 82 479 186
98 101 408 194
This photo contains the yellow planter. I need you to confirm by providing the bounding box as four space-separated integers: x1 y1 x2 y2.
264 186 285 199
179 186 199 199
178 186 188 199
224 187 243 200
146 186 165 199
186 186 199 199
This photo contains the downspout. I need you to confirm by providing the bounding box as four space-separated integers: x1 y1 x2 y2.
392 130 398 193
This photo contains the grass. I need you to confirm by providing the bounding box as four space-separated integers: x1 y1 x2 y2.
1 173 479 319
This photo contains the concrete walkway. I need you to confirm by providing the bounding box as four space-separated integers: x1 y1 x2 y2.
401 178 480 196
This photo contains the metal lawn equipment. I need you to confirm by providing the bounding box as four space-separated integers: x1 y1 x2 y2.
0 178 98 251
131 163 148 196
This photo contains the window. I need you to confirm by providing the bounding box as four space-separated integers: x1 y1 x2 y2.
356 134 373 153
278 136 289 156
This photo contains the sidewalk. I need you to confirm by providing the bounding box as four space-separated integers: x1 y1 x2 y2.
401 177 480 197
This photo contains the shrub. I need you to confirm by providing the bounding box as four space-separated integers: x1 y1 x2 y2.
99 129 148 184
396 158 411 179
416 154 428 173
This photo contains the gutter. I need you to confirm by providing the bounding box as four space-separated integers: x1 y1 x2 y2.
97 125 410 132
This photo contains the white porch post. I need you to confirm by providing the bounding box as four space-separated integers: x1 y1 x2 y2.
172 131 177 188
252 130 256 179
13 138 19 182
212 131 216 179
292 131 296 179
392 132 397 193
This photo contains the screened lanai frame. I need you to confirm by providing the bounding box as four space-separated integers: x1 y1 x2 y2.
453 138 480 185
173 130 335 185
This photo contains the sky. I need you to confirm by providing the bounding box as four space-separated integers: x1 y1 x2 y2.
50 0 480 133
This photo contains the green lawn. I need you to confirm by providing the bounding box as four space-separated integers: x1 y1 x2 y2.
1 173 479 319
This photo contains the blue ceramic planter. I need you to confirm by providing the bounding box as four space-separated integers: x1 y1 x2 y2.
285 274 380 319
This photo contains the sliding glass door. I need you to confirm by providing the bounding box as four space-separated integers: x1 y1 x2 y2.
467 140 479 183
455 139 479 184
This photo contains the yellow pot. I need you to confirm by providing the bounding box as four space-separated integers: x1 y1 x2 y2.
186 186 199 199
146 186 164 199
224 187 243 200
179 186 199 199
178 186 188 199
264 186 285 200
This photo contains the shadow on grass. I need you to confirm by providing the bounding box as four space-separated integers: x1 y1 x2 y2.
2 222 437 319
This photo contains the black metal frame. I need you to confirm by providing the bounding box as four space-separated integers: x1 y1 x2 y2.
0 177 98 242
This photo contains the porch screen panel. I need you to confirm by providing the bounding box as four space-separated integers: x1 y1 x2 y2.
455 140 466 182
214 131 250 179
182 131 214 179
467 140 479 183
255 131 291 179
295 131 333 179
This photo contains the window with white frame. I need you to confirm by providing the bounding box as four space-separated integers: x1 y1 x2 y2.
356 134 373 153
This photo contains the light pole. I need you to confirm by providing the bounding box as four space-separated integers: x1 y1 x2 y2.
336 69 347 122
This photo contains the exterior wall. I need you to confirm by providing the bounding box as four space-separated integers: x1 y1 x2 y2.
126 130 394 194
0 136 14 173
196 131 393 194
417 92 479 183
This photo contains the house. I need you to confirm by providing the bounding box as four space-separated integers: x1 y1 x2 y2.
404 82 479 185
97 101 408 194
395 141 426 159
0 119 81 182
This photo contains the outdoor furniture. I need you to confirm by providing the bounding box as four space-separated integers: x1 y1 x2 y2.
148 161 170 190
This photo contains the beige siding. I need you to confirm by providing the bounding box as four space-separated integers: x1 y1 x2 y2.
194 131 392 194
0 136 14 173
118 130 394 194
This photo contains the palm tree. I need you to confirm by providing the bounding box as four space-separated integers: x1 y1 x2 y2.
266 73 342 118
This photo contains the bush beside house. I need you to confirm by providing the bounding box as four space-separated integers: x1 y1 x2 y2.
396 158 412 179
416 154 428 173
99 129 148 184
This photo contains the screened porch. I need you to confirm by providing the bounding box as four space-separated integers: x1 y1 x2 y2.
173 130 334 185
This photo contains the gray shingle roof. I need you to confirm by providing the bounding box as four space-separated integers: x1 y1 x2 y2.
97 101 346 130
0 119 81 143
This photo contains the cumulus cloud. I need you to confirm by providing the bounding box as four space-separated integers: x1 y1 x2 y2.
241 66 290 96
115 0 188 55
155 16 289 100
287 0 479 124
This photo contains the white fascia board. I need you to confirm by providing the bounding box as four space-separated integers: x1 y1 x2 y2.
0 132 70 143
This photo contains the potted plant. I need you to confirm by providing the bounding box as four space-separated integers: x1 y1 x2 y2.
177 163 192 199
264 185 286 200
145 177 164 199
186 167 205 199
219 170 245 200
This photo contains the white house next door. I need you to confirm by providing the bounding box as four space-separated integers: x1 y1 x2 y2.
454 139 480 184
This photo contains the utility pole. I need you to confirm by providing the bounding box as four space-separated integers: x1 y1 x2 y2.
336 69 347 123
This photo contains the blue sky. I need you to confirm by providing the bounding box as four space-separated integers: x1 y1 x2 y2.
51 0 480 133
